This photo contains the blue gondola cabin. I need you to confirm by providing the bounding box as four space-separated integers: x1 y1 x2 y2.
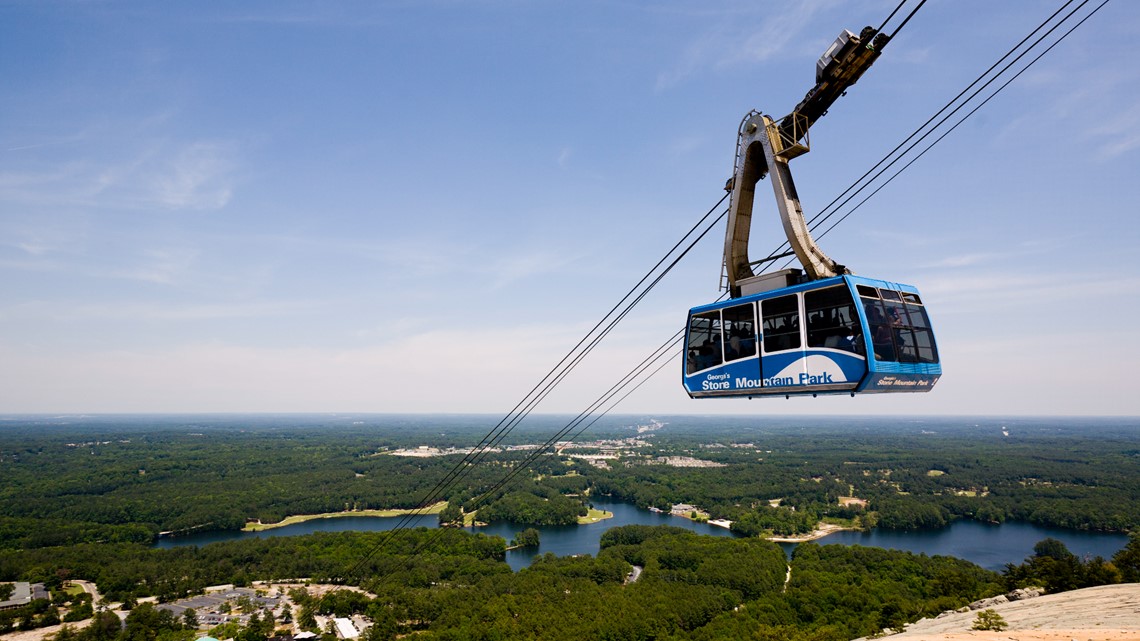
683 274 940 398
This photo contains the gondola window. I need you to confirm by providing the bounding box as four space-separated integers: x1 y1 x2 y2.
761 294 800 353
722 303 757 362
686 311 722 374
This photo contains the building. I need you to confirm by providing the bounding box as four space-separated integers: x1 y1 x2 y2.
0 582 47 611
333 618 359 639
670 503 697 516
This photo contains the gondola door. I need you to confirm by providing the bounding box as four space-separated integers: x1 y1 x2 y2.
720 301 760 392
759 293 803 390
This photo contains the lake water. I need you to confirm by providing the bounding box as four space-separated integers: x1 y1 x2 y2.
154 496 1130 572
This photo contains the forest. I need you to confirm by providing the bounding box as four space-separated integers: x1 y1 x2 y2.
7 525 1137 641
1 415 1138 550
0 415 1138 639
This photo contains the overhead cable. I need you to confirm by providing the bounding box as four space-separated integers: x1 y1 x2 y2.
756 0 1078 268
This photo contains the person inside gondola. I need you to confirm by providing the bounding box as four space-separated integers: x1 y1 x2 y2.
698 338 717 370
867 306 895 361
726 324 751 360
835 325 859 354
887 308 911 359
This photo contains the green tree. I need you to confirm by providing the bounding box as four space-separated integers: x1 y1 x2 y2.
972 609 1008 631
438 503 463 527
63 600 93 623
183 609 198 629
85 610 124 641
41 607 61 627
362 606 396 641
298 605 317 632
1112 532 1140 582
236 617 267 641
512 528 540 548
53 624 78 641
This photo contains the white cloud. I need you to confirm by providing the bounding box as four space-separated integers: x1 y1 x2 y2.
921 241 1057 269
110 247 201 285
993 59 1140 160
0 299 316 324
922 252 1001 268
921 271 1140 317
655 0 840 90
1089 101 1140 159
0 139 238 212
149 142 236 209
0 322 573 412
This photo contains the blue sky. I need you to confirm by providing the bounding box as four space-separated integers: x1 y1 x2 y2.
2 0 1138 416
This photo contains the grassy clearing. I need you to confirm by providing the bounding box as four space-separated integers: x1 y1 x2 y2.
243 502 446 531
577 508 613 525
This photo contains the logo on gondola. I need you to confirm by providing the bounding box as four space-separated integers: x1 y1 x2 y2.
701 372 732 391
697 355 850 391
764 356 848 387
875 376 933 387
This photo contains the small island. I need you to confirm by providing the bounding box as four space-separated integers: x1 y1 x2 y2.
765 522 852 543
242 503 445 532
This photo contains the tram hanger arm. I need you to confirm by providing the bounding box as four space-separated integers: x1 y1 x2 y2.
778 26 891 148
721 26 888 296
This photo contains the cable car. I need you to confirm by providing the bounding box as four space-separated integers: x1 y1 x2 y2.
684 25 941 399
683 272 939 398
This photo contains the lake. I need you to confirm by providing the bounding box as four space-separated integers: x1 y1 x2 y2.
811 520 1130 571
154 496 1130 572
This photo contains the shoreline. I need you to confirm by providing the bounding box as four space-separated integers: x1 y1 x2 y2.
578 508 613 525
766 522 852 543
465 508 614 530
242 502 446 531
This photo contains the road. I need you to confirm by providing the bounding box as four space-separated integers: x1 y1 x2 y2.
71 580 103 609
625 565 643 584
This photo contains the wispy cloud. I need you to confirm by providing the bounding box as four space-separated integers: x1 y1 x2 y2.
666 134 707 158
246 231 589 293
921 240 1057 269
922 272 1140 315
923 252 1001 268
0 312 671 412
0 139 238 212
655 0 840 90
0 299 317 324
479 248 580 290
149 142 236 209
110 247 201 285
995 60 1140 160
1089 101 1140 159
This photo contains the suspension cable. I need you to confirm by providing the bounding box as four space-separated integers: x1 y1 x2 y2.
361 330 689 579
808 0 1110 247
343 0 1110 581
876 0 909 34
755 0 1077 268
890 0 927 37
344 204 728 578
800 0 1091 244
346 191 730 550
348 1 921 560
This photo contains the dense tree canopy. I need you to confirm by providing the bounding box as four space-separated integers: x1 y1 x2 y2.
2 417 1137 552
